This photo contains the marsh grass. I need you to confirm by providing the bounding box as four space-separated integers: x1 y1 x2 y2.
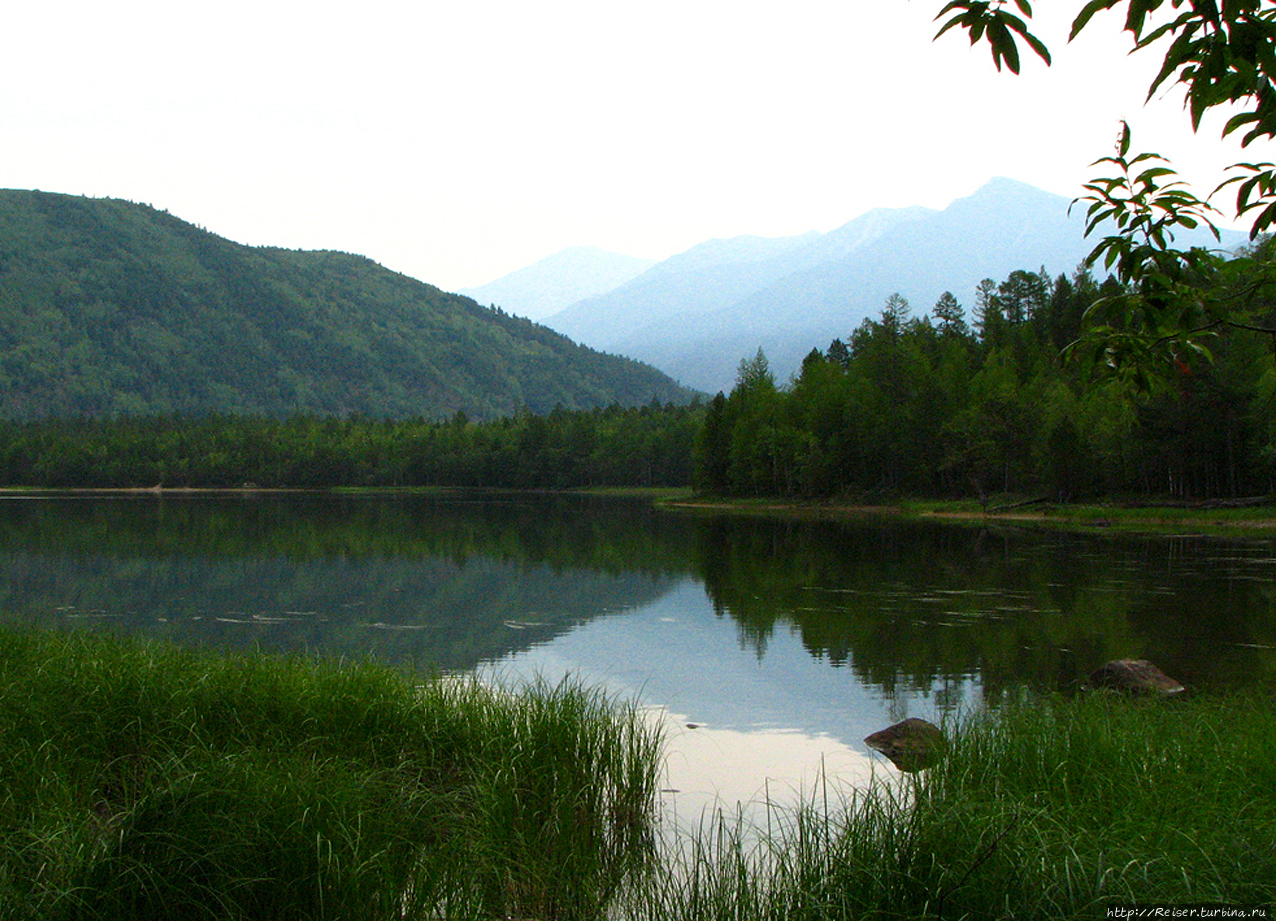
637 692 1276 920
7 626 1276 921
0 628 661 920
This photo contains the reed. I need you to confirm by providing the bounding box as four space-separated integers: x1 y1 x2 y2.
637 692 1276 920
0 628 661 920
7 626 1275 920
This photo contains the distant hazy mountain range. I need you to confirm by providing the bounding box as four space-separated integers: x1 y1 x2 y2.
0 191 695 419
459 247 656 321
475 178 1243 394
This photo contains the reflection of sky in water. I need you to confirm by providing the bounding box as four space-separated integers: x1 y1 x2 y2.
484 578 971 815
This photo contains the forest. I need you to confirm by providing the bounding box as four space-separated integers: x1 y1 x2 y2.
695 239 1276 502
4 236 1276 501
0 402 700 490
0 190 693 419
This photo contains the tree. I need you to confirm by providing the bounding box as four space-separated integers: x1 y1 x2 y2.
996 269 1050 325
973 277 1004 344
932 291 969 337
827 337 851 368
735 348 775 394
881 292 912 335
934 0 1276 383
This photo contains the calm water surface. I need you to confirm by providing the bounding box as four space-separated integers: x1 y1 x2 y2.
3 492 1274 811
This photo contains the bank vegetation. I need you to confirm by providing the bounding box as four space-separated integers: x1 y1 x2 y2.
3 628 1274 919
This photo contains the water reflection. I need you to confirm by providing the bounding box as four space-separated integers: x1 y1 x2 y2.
485 579 939 819
3 492 1276 802
0 492 689 671
693 515 1276 696
2 494 1275 695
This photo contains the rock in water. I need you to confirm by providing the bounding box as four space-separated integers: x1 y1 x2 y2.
863 717 946 772
1089 659 1185 697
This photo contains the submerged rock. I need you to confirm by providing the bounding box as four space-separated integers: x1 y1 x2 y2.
863 717 946 772
1089 659 1185 697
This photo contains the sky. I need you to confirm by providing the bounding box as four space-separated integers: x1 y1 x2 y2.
3 0 1260 293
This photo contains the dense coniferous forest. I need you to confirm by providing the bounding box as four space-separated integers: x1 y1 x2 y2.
0 190 695 419
0 402 700 489
695 244 1276 502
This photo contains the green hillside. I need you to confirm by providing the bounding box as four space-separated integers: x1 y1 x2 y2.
0 190 696 419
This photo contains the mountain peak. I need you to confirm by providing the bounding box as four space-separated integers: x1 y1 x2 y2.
960 176 1072 207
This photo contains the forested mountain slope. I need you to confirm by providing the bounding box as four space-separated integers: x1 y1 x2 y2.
0 190 696 419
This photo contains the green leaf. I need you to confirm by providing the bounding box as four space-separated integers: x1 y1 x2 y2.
1069 0 1122 41
1223 110 1262 137
1020 29 1052 65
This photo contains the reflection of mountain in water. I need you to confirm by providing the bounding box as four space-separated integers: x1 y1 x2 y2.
0 493 696 670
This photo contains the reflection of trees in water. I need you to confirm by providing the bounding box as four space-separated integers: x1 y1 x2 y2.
4 494 1275 695
0 553 680 671
694 516 1276 698
0 494 697 670
0 492 695 575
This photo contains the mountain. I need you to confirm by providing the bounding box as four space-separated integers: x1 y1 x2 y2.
541 178 1244 393
0 190 698 420
459 246 656 321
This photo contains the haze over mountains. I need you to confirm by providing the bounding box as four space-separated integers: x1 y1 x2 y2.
479 178 1243 394
459 247 656 322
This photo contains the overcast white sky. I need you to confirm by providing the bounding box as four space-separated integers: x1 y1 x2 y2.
2 0 1258 292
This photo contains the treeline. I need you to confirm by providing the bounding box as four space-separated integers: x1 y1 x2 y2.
696 250 1276 501
0 402 701 489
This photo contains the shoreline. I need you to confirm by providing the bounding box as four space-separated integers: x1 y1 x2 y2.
4 483 1276 536
660 494 1276 536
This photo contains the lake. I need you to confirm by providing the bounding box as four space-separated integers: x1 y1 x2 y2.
3 491 1275 817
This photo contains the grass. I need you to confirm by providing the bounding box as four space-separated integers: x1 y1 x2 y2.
4 627 1275 920
900 497 1276 535
637 692 1276 920
670 493 1276 536
0 628 661 920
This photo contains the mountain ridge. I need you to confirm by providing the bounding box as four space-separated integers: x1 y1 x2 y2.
458 246 656 321
532 178 1242 392
0 190 698 419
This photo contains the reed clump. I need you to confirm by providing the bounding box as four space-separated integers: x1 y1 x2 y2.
0 627 661 921
638 691 1276 920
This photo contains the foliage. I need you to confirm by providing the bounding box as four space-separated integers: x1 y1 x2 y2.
695 259 1276 502
933 0 1276 383
935 0 1276 166
0 401 702 489
0 190 696 420
934 0 1051 73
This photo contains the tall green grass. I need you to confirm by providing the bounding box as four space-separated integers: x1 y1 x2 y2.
7 626 1275 921
0 628 661 920
636 692 1276 920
